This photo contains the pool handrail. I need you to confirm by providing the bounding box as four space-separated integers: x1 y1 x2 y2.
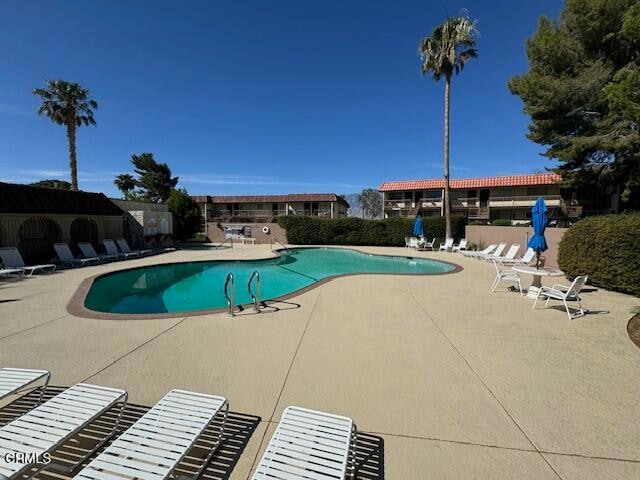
224 272 235 316
273 237 289 252
248 270 261 312
216 237 234 249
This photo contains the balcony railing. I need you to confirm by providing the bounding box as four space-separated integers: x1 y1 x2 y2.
384 194 564 212
211 209 332 220
488 195 561 207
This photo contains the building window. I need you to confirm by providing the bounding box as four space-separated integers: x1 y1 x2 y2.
160 217 169 234
146 217 158 235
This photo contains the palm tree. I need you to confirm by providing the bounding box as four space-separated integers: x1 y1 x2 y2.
33 80 98 191
114 173 137 199
419 14 478 238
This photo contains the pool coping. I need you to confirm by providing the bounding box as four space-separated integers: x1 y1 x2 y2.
66 246 464 320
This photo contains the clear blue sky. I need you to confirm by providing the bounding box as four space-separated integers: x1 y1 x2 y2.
0 1 562 197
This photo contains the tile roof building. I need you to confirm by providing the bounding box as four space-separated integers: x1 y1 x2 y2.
378 172 595 223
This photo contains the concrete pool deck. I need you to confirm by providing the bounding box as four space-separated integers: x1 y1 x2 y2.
0 244 638 479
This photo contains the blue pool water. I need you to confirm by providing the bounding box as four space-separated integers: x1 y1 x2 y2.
84 247 457 314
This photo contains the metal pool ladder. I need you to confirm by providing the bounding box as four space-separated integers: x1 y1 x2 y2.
248 270 261 312
224 272 235 316
217 237 234 249
272 237 289 252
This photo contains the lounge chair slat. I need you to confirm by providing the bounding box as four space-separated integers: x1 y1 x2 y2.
0 383 126 478
74 389 227 480
251 406 355 480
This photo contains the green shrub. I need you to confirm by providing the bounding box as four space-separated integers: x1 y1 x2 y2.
491 218 512 226
558 213 640 296
278 215 466 246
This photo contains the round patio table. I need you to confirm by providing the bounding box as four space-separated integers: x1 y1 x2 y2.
512 265 565 299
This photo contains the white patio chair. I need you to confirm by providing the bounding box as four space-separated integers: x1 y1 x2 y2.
103 239 137 260
404 236 411 248
53 243 100 268
491 260 523 295
533 275 588 320
452 238 468 252
464 244 497 258
0 368 50 406
439 238 454 251
0 247 56 276
79 242 118 263
116 237 151 257
478 242 506 261
417 237 436 251
486 243 520 263
75 389 228 480
251 406 357 480
0 383 127 479
499 247 536 266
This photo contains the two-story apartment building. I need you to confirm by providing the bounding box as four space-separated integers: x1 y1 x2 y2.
193 193 349 223
379 173 614 222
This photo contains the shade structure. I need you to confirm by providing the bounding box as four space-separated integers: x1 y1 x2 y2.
528 197 548 268
413 214 423 237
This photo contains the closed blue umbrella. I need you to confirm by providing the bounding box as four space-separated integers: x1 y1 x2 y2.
413 213 423 237
528 197 548 268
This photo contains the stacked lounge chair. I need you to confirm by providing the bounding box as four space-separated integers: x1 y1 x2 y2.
103 239 138 260
79 242 118 263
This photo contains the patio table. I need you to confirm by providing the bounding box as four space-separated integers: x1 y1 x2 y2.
512 265 565 299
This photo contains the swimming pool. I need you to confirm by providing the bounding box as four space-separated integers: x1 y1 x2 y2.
83 247 458 316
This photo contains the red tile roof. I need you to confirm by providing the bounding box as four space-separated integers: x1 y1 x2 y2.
192 193 349 207
378 173 562 192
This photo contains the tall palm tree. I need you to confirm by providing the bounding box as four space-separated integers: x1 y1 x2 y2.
419 14 478 238
33 80 98 191
114 173 137 199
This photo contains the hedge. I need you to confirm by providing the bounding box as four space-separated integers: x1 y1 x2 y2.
557 213 640 296
278 215 466 246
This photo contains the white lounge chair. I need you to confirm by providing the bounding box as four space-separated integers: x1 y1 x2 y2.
75 389 228 480
116 237 151 257
53 243 100 268
464 244 497 258
79 242 118 263
0 368 50 406
252 406 357 480
439 238 454 252
103 239 138 260
0 247 56 276
498 247 536 266
486 243 520 263
452 238 468 252
0 268 24 279
478 242 506 261
0 383 127 478
417 237 436 251
491 260 523 295
533 275 588 320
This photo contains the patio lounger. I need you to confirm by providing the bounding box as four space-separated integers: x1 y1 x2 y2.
251 406 357 480
0 247 56 276
417 237 436 251
0 268 24 278
452 238 468 252
464 244 497 258
438 238 454 252
478 242 506 261
498 247 536 266
533 275 588 320
485 243 520 263
75 389 228 480
491 260 523 295
53 243 100 268
79 243 118 263
116 237 151 257
103 239 138 260
0 368 50 406
0 383 127 479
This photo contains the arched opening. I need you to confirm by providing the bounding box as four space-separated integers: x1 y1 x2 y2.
70 217 99 254
18 217 62 264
